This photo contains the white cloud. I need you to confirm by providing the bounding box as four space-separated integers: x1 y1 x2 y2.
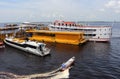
88 14 97 19
115 10 120 13
0 0 120 22
1 0 78 21
99 8 105 12
105 0 116 8
104 0 120 14
105 0 120 8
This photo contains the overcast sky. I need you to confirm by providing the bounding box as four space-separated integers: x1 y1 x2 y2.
0 0 120 22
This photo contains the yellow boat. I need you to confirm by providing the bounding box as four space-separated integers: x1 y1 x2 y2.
26 30 87 45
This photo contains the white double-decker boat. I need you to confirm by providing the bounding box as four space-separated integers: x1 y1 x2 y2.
48 20 112 42
4 37 51 56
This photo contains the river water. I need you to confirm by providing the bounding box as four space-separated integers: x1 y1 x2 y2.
0 22 120 79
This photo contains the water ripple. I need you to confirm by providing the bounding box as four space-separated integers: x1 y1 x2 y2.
0 37 120 79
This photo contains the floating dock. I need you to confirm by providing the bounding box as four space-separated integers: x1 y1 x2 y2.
26 30 87 45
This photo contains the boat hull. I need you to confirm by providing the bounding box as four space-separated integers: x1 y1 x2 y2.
88 38 110 42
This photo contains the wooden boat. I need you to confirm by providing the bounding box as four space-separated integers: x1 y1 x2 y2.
60 56 75 71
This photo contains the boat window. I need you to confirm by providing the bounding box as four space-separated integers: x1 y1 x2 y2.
6 40 37 49
38 33 55 37
25 44 37 49
54 23 56 25
66 24 67 26
58 23 60 26
83 29 96 31
84 34 96 36
39 44 45 51
27 33 33 37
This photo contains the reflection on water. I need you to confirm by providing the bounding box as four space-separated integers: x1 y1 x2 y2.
0 38 120 79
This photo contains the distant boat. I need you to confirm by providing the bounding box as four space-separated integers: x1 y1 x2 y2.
4 37 51 56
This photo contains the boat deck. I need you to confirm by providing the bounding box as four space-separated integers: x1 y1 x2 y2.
12 38 25 43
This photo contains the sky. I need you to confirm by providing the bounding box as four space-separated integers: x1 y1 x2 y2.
0 0 120 22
